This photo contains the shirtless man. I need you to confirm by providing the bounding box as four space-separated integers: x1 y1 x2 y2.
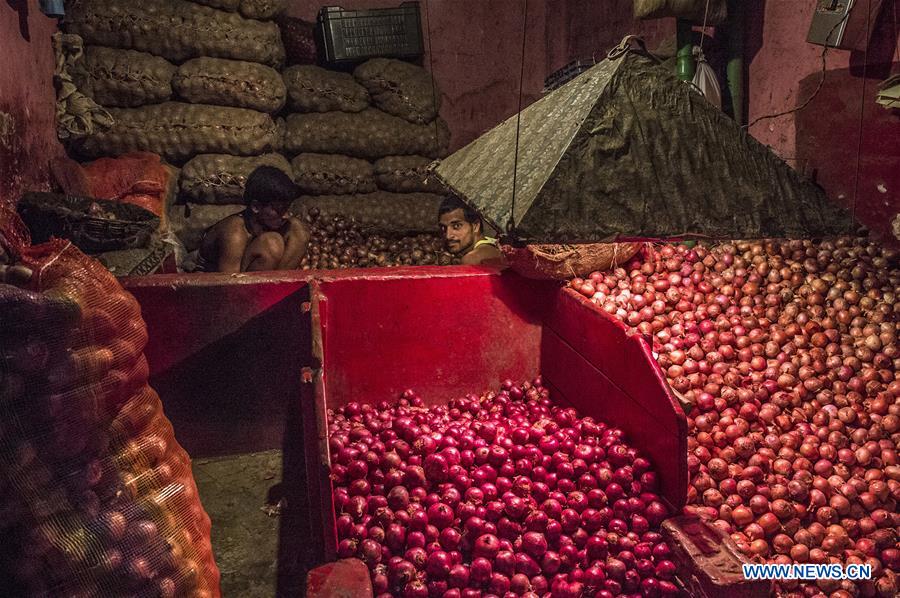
196 166 310 273
437 196 504 266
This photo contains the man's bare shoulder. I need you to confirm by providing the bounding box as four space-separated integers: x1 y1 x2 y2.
209 214 249 239
214 213 246 231
462 244 506 266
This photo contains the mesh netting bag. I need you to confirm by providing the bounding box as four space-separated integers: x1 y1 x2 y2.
173 57 286 114
282 65 369 113
633 0 727 24
0 205 220 597
80 153 179 220
373 155 445 194
168 204 245 251
65 0 285 67
74 102 280 163
353 58 441 124
284 109 450 159
502 243 642 280
180 153 293 204
292 191 444 235
239 0 287 20
51 153 178 226
291 153 376 196
73 46 175 108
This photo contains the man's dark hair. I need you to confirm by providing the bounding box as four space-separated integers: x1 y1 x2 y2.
438 196 482 226
244 166 300 206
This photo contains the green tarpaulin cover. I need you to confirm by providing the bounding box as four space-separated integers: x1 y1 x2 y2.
434 51 854 244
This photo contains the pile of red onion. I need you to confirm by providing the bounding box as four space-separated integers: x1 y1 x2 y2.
328 379 675 597
571 238 899 597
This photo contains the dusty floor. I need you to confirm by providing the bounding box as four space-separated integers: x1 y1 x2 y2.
193 450 283 598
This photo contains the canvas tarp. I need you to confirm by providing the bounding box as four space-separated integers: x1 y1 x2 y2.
434 51 854 244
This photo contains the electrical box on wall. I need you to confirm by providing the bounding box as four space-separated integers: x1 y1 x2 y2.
807 0 883 51
39 0 65 18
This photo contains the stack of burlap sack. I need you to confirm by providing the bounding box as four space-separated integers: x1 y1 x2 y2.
65 0 450 254
63 0 289 251
280 58 450 237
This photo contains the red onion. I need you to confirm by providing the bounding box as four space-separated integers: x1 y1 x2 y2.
521 531 548 559
473 534 500 560
573 238 899 594
330 378 673 595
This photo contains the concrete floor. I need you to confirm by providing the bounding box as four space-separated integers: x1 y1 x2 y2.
193 450 283 598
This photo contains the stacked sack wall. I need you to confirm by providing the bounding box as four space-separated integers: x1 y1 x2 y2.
280 58 450 236
63 0 452 257
374 155 446 194
172 58 286 114
61 0 293 241
73 46 176 108
65 0 284 66
180 154 292 205
73 103 281 163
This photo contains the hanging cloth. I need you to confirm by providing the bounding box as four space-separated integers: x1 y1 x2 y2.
691 46 721 109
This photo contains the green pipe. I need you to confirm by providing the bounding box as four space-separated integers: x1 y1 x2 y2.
725 0 745 124
676 19 695 81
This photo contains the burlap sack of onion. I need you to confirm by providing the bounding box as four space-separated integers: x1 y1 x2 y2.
501 242 643 280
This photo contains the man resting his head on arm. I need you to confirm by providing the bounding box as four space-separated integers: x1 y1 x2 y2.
195 166 310 273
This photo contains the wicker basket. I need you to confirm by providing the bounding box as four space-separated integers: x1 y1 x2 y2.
502 242 641 280
17 192 159 254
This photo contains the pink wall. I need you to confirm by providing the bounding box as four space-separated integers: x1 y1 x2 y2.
0 0 63 205
746 1 900 245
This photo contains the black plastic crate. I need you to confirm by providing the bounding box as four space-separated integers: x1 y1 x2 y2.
542 58 597 94
317 2 424 64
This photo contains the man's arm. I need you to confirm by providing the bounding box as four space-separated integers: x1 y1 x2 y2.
216 229 249 273
461 245 506 267
277 217 311 270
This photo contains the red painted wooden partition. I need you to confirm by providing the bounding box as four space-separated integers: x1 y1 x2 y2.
122 266 687 582
124 272 312 457
308 267 687 564
124 271 318 595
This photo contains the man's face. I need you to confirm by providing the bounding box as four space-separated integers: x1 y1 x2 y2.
252 200 291 231
439 208 480 255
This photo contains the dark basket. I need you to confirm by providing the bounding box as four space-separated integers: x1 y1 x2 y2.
17 192 159 254
317 2 424 64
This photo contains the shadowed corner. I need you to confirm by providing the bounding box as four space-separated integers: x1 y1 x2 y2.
5 0 30 42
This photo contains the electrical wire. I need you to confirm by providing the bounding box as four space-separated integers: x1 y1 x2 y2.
893 0 899 64
743 10 852 130
698 0 712 54
850 0 874 222
423 1 440 162
507 0 529 236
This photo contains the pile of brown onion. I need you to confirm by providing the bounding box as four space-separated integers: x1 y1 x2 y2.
571 238 899 597
299 208 456 270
